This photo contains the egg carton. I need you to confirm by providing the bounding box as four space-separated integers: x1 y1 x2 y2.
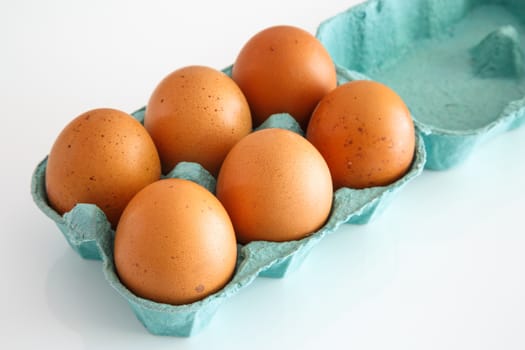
31 65 426 336
316 0 525 170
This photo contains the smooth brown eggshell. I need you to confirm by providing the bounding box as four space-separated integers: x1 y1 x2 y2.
114 178 237 305
306 80 416 189
231 25 337 129
216 128 333 244
145 65 252 176
45 108 161 227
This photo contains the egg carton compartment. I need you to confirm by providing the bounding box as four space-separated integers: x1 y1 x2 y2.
31 66 426 336
316 0 525 170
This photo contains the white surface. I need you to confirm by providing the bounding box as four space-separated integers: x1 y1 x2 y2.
2 0 525 349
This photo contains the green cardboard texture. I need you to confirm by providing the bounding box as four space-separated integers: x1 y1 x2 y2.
31 101 425 336
317 0 525 170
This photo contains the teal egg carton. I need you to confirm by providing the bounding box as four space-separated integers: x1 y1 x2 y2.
31 74 426 335
32 0 525 337
316 0 525 170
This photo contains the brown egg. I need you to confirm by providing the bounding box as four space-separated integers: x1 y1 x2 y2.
114 178 237 305
231 25 337 129
144 65 252 176
306 80 416 189
45 108 161 227
216 128 333 244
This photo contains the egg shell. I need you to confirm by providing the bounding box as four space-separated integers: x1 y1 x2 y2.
114 178 237 305
306 80 416 190
144 65 252 176
316 0 525 170
216 127 333 243
44 108 161 228
231 25 337 129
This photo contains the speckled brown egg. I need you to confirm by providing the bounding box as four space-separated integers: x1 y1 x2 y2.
114 178 237 305
45 108 161 227
306 80 416 189
216 128 333 244
232 25 337 129
144 65 252 176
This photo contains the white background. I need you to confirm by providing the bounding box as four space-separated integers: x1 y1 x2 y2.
2 0 525 349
